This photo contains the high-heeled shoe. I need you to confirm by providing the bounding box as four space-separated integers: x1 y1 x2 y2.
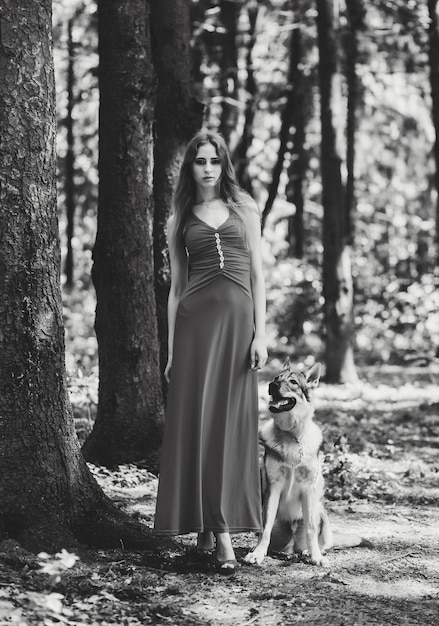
197 531 214 551
186 546 213 563
215 558 238 575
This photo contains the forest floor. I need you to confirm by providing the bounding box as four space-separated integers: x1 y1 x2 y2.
1 361 439 625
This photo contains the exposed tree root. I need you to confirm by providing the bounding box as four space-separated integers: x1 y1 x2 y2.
0 476 174 555
73 503 173 552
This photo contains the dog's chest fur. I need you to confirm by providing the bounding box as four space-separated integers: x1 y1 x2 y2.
260 418 322 467
260 417 324 520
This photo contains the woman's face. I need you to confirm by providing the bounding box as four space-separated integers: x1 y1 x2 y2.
192 143 222 193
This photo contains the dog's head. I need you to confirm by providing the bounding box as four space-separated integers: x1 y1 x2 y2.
268 359 321 432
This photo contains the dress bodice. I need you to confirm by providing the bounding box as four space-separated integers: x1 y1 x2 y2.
181 212 252 300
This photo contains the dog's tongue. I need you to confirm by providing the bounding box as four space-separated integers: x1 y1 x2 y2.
269 398 296 413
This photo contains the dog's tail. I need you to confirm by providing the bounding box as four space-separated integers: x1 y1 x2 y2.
318 509 333 552
331 532 373 549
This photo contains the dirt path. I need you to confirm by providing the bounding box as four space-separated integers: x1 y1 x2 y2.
92 467 438 626
87 366 439 626
3 482 436 625
1 366 438 624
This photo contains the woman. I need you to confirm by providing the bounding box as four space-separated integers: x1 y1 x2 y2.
154 129 267 574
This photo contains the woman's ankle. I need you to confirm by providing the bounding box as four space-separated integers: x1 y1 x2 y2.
214 532 235 561
197 531 214 551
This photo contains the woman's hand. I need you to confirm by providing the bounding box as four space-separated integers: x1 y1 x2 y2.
250 336 268 370
164 357 172 383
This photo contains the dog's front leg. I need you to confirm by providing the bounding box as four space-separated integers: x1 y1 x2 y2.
301 489 329 567
245 482 283 565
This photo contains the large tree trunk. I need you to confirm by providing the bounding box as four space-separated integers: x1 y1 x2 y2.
428 0 439 264
316 0 358 384
150 0 203 394
82 0 164 469
0 0 154 551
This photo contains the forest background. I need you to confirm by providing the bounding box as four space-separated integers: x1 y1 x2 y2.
57 0 438 392
56 0 439 467
1 0 439 624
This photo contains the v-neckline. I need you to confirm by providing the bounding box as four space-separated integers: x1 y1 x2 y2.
192 210 231 231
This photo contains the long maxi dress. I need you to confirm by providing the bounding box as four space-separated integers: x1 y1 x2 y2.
153 210 262 535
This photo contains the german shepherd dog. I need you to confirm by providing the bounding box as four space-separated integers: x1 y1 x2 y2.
245 359 367 567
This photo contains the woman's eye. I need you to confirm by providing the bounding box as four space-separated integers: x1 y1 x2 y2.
195 158 206 165
211 158 220 165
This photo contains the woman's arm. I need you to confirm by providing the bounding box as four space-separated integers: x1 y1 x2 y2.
247 205 268 370
164 216 188 383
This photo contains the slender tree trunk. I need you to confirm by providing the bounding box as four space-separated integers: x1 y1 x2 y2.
286 24 306 258
219 0 242 148
234 0 259 195
428 0 439 265
190 0 206 97
150 0 204 395
0 0 154 551
64 17 75 288
316 0 358 384
190 0 224 127
83 0 164 469
344 0 364 244
262 24 299 229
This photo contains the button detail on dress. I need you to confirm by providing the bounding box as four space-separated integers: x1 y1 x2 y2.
215 232 225 269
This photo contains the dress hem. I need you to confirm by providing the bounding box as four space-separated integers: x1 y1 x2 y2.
153 526 262 536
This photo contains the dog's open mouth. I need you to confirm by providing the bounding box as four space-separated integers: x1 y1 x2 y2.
269 396 296 413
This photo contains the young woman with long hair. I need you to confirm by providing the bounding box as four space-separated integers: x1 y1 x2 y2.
154 129 267 575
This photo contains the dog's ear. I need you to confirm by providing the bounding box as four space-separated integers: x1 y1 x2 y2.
282 357 291 372
305 362 321 388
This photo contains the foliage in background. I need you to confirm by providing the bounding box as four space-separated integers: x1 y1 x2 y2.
53 0 98 292
53 0 99 387
52 0 439 382
320 379 439 505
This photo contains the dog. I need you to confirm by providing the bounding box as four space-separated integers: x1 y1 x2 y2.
245 359 368 567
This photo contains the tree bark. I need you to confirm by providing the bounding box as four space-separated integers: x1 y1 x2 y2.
219 0 242 149
428 0 439 265
233 0 259 195
286 24 306 258
316 0 358 384
0 0 154 551
64 18 76 288
150 0 204 394
344 0 364 244
262 23 299 229
82 0 164 469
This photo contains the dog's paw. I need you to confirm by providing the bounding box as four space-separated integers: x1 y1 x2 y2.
301 548 330 567
310 553 330 568
244 549 266 565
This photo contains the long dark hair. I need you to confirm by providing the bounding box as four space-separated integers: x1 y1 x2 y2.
171 129 254 250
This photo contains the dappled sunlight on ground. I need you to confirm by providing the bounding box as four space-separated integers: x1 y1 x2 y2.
2 366 437 624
